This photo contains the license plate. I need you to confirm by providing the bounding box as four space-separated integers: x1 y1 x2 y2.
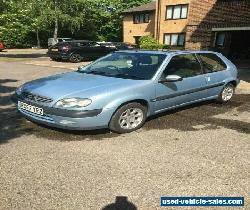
51 49 58 52
18 101 44 116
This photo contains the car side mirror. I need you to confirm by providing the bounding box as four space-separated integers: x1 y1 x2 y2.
159 75 183 83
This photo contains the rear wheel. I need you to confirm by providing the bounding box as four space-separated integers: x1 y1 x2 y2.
109 102 147 133
217 83 235 103
69 53 82 63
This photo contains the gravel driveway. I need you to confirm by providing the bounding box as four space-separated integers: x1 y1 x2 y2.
0 58 249 210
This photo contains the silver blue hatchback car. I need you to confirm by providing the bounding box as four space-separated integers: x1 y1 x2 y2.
15 50 239 133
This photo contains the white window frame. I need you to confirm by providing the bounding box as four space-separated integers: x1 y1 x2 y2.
164 33 186 46
166 4 189 20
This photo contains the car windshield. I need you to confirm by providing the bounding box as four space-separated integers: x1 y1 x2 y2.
78 52 167 80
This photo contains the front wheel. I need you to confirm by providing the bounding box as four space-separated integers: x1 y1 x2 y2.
109 102 147 133
69 53 82 63
217 83 235 103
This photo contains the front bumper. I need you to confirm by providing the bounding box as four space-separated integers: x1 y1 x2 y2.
13 95 114 130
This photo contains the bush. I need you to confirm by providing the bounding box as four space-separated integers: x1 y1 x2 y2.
139 36 165 50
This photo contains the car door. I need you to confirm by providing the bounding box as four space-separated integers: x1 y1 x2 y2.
87 42 110 58
197 53 228 97
76 42 99 59
153 53 207 113
77 42 93 59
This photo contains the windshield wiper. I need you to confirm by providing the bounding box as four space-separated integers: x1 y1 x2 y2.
84 71 109 76
79 71 144 80
113 74 144 80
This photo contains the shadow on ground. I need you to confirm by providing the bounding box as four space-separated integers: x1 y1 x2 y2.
235 60 250 82
0 52 48 59
144 94 250 134
102 196 137 210
0 79 33 144
0 79 119 144
0 77 249 144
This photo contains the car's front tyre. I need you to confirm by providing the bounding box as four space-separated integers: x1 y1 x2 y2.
217 83 235 103
69 53 82 63
109 102 147 133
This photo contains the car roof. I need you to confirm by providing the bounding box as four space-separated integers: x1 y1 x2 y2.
59 40 93 44
70 40 93 42
117 50 221 56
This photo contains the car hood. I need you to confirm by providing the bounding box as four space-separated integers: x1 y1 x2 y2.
23 71 145 101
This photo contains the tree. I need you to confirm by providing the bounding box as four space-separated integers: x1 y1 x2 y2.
0 0 35 47
0 0 152 47
85 0 151 41
139 35 165 49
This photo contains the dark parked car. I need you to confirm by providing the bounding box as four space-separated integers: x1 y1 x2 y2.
113 42 138 50
47 40 116 62
98 42 138 50
0 42 5 51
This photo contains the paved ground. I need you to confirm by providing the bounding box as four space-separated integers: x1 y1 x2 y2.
0 52 249 210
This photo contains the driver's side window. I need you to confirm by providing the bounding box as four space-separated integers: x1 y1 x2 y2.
161 54 202 79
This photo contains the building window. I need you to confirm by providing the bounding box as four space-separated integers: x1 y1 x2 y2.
133 13 150 24
166 4 188 20
215 32 226 47
164 33 185 46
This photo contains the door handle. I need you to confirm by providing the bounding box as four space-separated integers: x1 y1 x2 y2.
205 76 211 82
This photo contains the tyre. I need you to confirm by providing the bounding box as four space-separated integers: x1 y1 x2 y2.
217 83 235 103
109 102 147 133
69 53 82 63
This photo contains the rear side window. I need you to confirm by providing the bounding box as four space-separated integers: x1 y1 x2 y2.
198 53 227 73
88 42 100 47
75 42 89 47
162 54 202 78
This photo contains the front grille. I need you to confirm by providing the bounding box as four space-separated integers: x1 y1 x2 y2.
21 91 53 103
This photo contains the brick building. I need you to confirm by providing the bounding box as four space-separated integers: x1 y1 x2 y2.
123 2 156 44
123 0 250 57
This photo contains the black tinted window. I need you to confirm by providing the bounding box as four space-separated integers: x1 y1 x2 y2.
75 42 89 47
198 53 227 72
162 54 202 78
88 42 100 47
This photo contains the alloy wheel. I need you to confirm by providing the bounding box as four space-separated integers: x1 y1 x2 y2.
222 85 234 101
118 108 144 130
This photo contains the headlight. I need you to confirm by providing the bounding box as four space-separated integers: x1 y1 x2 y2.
55 98 92 108
16 86 23 95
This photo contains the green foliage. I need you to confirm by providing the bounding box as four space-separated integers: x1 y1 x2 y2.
139 35 166 50
0 0 151 48
0 0 35 47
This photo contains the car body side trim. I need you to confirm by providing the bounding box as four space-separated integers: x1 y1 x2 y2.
151 82 225 102
155 95 218 113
